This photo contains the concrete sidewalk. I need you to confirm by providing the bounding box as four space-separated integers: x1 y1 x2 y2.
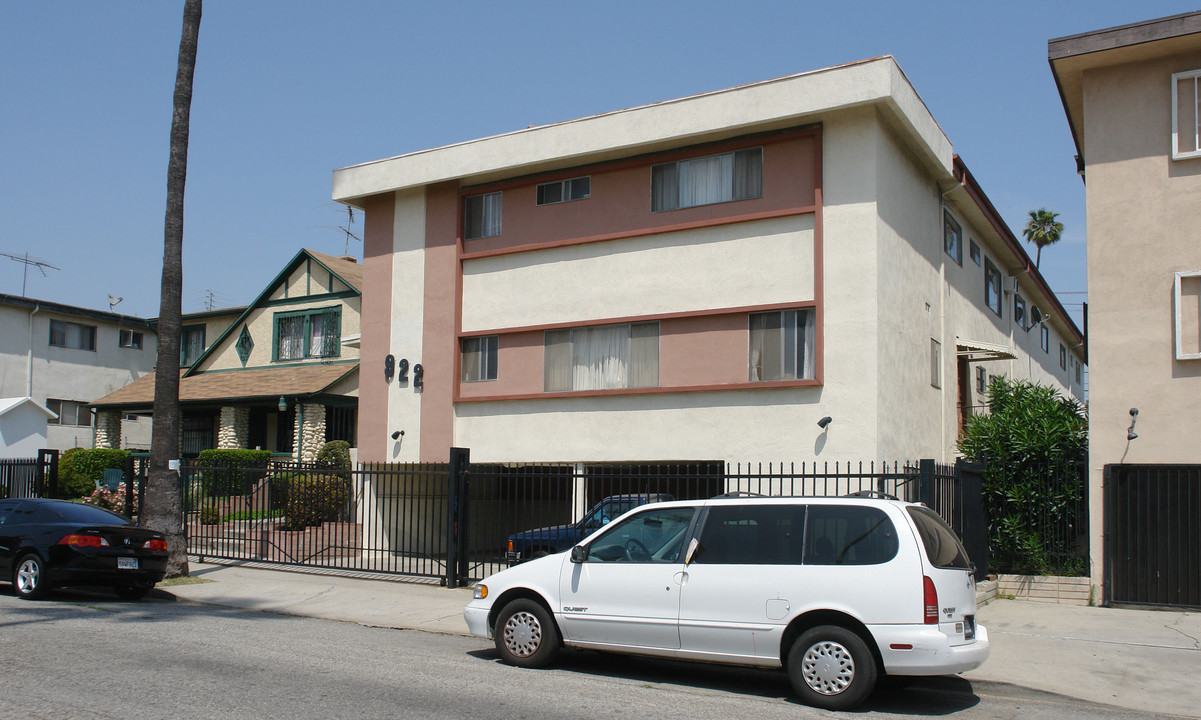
166 561 1201 717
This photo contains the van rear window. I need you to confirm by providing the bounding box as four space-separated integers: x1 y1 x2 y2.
906 506 971 569
803 505 898 565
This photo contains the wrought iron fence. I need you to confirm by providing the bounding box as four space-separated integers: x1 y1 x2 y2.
0 450 57 499
980 457 1089 576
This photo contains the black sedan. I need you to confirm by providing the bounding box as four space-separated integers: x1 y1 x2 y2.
0 498 168 600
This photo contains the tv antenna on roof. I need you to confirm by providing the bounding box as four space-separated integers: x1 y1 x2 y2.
108 294 124 312
0 251 60 296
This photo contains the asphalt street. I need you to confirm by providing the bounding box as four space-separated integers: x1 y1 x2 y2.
0 586 1180 720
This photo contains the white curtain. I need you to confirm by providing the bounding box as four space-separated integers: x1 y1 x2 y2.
629 322 659 388
679 153 734 208
750 310 814 381
309 312 337 357
572 325 629 390
544 330 572 391
799 309 816 380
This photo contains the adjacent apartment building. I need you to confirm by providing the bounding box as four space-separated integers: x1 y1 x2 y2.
1051 13 1201 607
0 294 156 453
334 56 1085 466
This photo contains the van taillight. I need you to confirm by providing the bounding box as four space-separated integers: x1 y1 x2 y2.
507 540 514 552
923 576 939 624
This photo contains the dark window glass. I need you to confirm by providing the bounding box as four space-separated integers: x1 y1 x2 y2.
693 504 806 565
944 212 962 265
984 259 1002 317
906 506 971 569
37 501 130 526
804 505 898 565
586 506 695 563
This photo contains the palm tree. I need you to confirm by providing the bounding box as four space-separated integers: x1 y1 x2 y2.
145 0 201 577
1021 208 1064 268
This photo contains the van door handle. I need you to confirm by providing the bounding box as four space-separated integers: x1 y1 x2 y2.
673 571 688 586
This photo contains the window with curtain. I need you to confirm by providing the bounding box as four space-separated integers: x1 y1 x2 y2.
181 325 206 366
544 322 659 392
48 319 96 351
984 259 1002 317
461 335 498 382
275 307 341 361
464 191 502 239
749 308 816 382
651 147 762 212
944 211 962 265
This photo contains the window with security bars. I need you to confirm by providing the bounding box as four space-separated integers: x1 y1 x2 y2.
1172 69 1201 160
749 308 816 382
181 325 206 366
274 307 341 361
651 147 762 212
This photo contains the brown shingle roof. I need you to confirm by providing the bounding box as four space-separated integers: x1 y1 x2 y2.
308 250 363 292
92 363 357 408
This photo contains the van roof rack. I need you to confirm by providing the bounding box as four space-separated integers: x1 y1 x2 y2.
713 491 766 499
844 490 899 501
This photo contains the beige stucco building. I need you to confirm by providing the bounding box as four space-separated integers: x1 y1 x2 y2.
335 57 1084 467
1051 13 1201 606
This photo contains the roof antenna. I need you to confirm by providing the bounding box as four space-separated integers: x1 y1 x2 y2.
1 251 60 296
108 294 124 312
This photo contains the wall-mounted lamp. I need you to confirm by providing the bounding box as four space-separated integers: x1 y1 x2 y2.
278 396 287 413
1126 408 1139 441
817 416 832 430
391 430 404 440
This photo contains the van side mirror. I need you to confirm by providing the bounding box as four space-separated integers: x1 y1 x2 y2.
570 545 587 564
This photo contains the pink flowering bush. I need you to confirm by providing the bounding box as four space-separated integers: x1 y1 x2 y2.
83 483 137 515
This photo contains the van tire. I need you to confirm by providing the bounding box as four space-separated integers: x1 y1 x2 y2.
787 625 877 710
494 598 560 668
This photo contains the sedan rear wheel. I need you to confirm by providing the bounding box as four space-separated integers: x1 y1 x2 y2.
494 598 560 668
13 553 49 600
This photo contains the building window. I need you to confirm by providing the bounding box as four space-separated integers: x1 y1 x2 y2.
969 239 982 266
1174 271 1201 360
461 335 498 382
944 211 962 266
749 308 816 382
464 191 502 240
49 319 96 351
1059 344 1067 370
1013 294 1027 330
984 259 1002 317
1172 70 1201 160
274 307 341 361
1075 360 1083 384
544 322 659 392
976 366 987 394
181 324 206 366
47 399 91 427
930 338 942 388
651 147 762 212
536 176 590 205
119 329 143 350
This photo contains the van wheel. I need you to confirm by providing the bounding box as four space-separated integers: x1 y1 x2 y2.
787 625 877 710
494 598 560 668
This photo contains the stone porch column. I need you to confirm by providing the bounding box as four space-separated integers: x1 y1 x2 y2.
217 406 250 449
293 403 326 461
94 410 122 449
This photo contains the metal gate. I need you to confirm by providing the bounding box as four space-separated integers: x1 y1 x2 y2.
1105 464 1201 608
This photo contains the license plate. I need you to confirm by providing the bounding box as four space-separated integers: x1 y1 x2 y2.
117 557 139 570
964 615 976 640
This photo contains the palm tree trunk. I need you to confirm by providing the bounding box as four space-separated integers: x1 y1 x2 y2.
144 0 201 577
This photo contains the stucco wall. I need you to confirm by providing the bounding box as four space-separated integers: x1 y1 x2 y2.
1081 50 1201 589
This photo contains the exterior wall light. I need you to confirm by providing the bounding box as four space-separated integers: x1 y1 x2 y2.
278 396 287 413
817 416 832 429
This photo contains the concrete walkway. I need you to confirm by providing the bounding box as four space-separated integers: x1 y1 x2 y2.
166 561 1201 717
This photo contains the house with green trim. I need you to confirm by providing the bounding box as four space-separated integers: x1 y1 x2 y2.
91 249 360 460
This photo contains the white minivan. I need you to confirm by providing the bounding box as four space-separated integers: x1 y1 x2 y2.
463 495 989 710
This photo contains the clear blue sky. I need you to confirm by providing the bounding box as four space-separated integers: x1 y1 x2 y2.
1 1 1193 326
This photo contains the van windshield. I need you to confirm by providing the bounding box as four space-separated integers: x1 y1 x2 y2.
906 506 971 570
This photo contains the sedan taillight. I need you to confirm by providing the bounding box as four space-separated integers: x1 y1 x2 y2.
923 575 939 624
58 534 110 548
142 538 168 551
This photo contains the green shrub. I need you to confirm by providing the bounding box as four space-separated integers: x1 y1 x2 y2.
198 506 221 525
278 473 350 531
194 449 273 498
56 448 129 500
316 440 351 471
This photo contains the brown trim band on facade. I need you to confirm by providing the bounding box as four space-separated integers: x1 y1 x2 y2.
455 378 823 404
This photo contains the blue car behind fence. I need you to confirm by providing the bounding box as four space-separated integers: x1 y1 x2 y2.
505 493 673 564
